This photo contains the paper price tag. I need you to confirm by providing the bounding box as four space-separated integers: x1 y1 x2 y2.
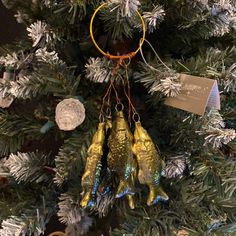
164 74 220 115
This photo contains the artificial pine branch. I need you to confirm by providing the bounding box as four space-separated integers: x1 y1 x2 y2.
111 206 180 236
57 189 93 236
54 128 95 185
0 193 55 236
0 0 236 235
4 151 53 184
0 109 44 156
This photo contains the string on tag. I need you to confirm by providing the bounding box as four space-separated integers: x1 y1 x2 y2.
139 39 172 71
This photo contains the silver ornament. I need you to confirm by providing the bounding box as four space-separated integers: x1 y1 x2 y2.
55 98 85 131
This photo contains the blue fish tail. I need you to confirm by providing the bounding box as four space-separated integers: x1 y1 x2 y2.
115 180 135 198
147 186 169 206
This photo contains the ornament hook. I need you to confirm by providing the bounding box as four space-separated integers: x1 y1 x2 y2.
133 112 140 122
115 103 124 112
99 113 105 123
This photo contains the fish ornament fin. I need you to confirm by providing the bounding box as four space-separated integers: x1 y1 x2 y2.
116 179 135 198
147 186 169 206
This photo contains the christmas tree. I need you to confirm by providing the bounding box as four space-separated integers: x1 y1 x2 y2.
0 0 236 235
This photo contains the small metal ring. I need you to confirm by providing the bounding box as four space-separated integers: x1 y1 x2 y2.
133 112 140 122
115 103 124 112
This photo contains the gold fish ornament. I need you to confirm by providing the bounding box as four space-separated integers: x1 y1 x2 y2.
133 121 169 206
85 1 154 209
107 110 137 209
80 122 106 208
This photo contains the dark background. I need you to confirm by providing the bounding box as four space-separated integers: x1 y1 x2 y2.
0 1 25 45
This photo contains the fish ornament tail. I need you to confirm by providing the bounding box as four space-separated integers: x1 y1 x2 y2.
116 174 136 209
80 192 96 208
126 194 135 209
116 179 135 198
116 180 135 209
147 185 169 206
